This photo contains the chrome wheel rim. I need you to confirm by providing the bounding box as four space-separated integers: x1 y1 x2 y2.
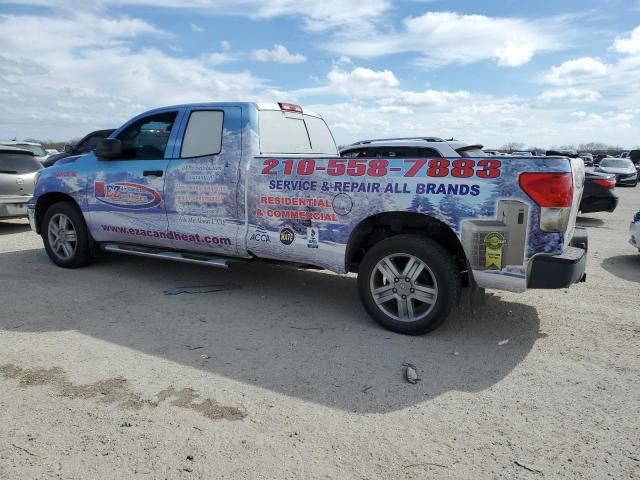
47 213 77 260
369 254 438 322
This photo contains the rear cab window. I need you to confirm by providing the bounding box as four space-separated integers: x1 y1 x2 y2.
258 108 337 155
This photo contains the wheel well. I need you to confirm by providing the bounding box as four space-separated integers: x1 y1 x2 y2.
346 212 468 276
34 193 79 234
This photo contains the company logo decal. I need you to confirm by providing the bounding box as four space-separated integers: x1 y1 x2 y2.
485 232 506 270
332 193 353 216
279 227 295 245
250 227 271 243
306 227 319 249
95 181 162 210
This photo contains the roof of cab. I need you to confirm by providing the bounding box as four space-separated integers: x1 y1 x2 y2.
135 102 323 119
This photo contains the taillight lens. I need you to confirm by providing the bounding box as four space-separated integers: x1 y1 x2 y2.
593 178 615 189
519 172 573 207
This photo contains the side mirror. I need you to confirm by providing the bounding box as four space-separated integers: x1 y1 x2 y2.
95 139 122 160
63 144 73 153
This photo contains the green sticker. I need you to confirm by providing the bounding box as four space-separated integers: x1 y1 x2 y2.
485 232 506 269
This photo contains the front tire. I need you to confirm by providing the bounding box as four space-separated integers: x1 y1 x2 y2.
357 234 460 335
42 202 93 268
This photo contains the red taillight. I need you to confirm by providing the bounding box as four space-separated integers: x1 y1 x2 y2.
278 102 303 113
519 172 573 207
593 178 615 189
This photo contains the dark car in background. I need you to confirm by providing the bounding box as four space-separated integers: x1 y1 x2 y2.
579 171 618 214
43 129 115 167
596 157 638 186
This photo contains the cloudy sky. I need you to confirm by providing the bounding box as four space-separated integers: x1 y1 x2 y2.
1 0 639 148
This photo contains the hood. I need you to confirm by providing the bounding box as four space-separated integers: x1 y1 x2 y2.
598 166 636 174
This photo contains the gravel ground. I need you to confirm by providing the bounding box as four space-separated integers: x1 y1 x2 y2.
0 187 638 479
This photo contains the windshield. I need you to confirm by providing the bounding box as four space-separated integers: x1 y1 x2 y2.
0 152 43 174
600 158 632 168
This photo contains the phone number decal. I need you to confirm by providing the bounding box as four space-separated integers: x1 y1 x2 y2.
261 158 501 179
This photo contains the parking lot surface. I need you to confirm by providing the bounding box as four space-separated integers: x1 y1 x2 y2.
0 188 638 479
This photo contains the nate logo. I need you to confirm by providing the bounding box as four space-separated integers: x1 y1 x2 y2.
279 227 295 245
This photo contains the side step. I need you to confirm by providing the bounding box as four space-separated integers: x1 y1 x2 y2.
101 243 235 268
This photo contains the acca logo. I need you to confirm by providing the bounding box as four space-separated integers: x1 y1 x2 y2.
250 227 271 242
279 227 295 245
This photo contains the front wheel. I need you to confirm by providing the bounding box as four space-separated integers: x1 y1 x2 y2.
357 235 460 335
42 202 93 268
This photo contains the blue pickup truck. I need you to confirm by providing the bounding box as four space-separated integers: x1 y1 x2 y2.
28 102 587 334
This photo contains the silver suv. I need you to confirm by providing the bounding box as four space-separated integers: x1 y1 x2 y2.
340 137 486 158
0 146 42 219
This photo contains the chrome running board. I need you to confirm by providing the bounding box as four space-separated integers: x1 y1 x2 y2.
102 243 232 268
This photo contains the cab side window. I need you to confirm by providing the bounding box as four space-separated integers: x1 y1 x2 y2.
180 110 224 158
117 112 178 160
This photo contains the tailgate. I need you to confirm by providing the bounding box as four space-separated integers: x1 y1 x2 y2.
564 157 585 244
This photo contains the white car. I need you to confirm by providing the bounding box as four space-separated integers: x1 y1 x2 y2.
631 211 640 252
0 141 49 165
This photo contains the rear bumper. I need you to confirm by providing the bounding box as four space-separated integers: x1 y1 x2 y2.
580 192 618 214
0 195 32 219
527 227 588 289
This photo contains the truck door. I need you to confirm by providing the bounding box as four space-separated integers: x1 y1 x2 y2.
86 109 182 247
164 106 243 255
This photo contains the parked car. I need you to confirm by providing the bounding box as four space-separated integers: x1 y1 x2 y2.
578 152 594 166
630 210 640 253
596 157 638 186
0 146 42 219
46 149 60 155
43 129 115 168
579 171 618 214
510 151 534 156
593 153 608 166
339 137 487 158
0 141 49 165
620 151 630 158
546 150 579 158
29 102 587 335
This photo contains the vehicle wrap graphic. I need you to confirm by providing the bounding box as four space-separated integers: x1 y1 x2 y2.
30 103 581 293
94 181 162 209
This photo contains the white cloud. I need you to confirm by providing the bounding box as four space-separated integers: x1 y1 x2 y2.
542 57 609 85
220 40 231 51
493 41 535 67
324 11 570 67
250 44 307 64
0 12 264 139
190 23 204 33
10 0 391 32
538 88 602 102
612 25 640 54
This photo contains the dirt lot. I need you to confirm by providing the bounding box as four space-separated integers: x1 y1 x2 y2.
0 188 638 480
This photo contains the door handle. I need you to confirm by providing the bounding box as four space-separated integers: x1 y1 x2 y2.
143 170 163 177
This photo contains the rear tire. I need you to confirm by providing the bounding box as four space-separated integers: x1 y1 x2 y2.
41 202 93 268
357 234 460 335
